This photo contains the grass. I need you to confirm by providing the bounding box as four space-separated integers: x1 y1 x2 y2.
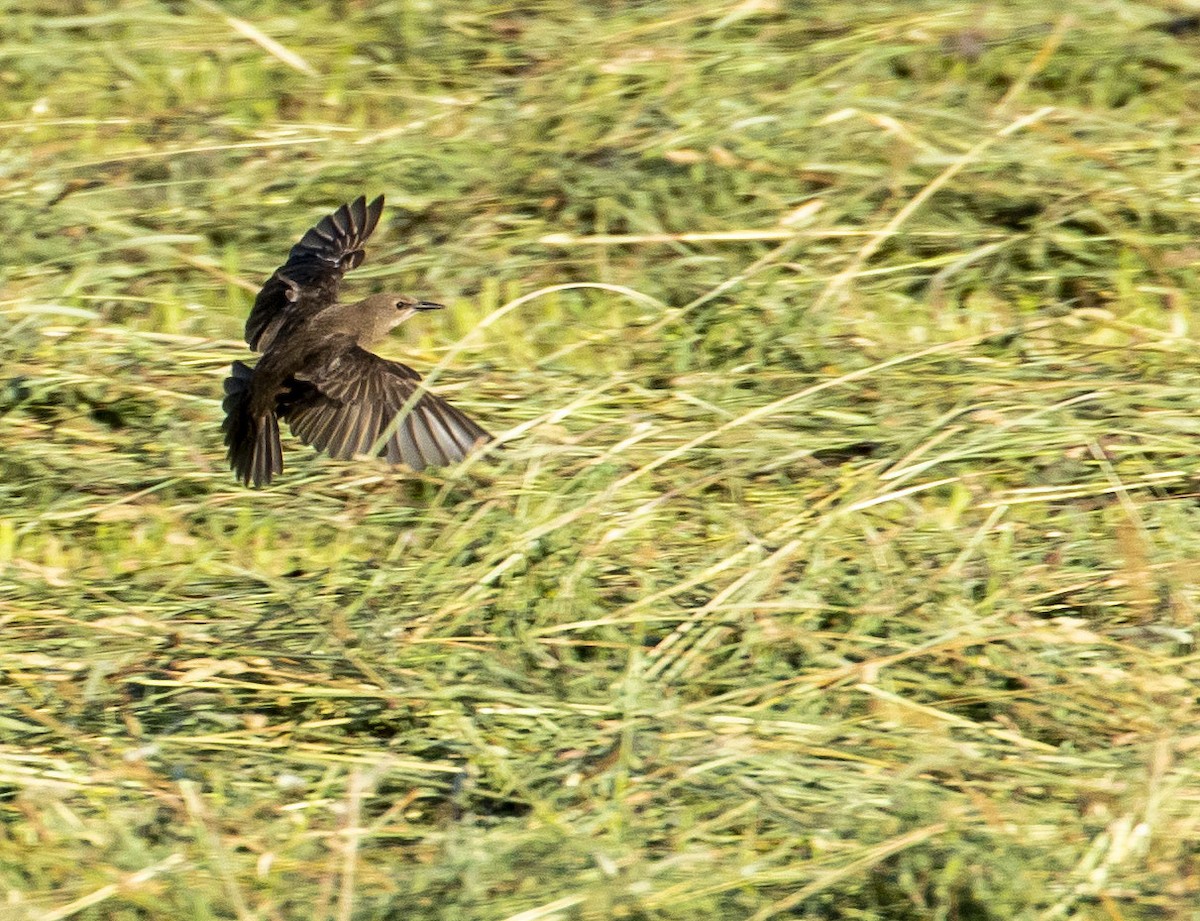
3 0 1200 918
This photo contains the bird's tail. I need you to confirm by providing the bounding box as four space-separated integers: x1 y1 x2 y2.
222 361 283 487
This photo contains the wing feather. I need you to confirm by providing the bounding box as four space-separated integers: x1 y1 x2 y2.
280 346 491 472
245 195 386 352
325 402 356 459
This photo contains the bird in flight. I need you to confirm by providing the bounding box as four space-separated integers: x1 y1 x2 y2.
222 195 491 487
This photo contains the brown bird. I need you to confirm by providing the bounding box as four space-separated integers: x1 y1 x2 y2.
222 195 491 487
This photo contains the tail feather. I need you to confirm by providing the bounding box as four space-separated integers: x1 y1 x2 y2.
222 361 283 487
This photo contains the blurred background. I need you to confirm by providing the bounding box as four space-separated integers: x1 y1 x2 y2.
3 1 1200 918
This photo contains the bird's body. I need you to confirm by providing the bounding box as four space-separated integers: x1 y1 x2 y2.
222 196 491 486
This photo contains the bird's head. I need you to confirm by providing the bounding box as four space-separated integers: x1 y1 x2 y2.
356 293 443 342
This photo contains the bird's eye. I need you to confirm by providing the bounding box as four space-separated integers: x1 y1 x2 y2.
395 301 406 309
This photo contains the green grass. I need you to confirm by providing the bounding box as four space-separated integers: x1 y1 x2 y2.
3 1 1200 918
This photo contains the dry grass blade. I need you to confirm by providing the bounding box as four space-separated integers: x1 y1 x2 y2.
189 0 317 76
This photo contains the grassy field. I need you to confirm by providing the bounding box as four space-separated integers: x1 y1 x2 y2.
4 1 1200 918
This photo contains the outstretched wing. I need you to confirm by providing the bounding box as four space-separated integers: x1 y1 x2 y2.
279 346 492 472
245 195 386 352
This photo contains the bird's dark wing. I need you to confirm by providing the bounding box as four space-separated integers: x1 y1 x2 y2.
245 195 386 352
279 346 491 471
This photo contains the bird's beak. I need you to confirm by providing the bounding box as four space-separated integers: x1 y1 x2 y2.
415 301 443 311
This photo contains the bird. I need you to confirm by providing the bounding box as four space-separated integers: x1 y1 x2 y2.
222 195 491 487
